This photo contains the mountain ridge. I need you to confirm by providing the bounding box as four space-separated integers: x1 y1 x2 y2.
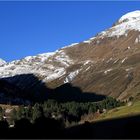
1 10 140 101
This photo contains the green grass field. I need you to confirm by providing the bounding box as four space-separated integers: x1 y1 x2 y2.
94 100 140 122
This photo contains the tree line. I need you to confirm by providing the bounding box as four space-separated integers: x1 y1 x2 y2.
0 96 124 127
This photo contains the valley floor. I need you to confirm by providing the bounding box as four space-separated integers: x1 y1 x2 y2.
0 100 140 138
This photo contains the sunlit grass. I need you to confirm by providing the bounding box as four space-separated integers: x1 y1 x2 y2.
94 101 140 122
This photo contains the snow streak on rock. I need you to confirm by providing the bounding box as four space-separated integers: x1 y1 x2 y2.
64 69 80 83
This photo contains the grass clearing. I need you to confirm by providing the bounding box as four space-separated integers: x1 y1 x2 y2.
94 100 140 122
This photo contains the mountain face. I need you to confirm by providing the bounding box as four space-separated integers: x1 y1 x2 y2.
1 10 140 101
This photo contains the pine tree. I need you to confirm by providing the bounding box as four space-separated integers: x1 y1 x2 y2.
32 103 42 122
0 107 4 121
11 108 17 120
16 106 25 120
9 108 17 125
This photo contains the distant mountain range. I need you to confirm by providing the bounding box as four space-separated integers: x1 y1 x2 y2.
1 10 140 103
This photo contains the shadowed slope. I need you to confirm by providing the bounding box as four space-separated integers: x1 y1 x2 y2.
0 113 140 138
0 74 106 104
49 83 106 102
64 114 140 139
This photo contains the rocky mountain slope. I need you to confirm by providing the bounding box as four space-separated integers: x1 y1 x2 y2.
1 10 140 101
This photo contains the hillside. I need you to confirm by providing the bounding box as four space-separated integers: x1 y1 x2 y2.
93 100 140 122
1 11 140 101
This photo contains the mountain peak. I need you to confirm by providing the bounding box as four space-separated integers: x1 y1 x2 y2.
118 10 140 24
100 10 140 38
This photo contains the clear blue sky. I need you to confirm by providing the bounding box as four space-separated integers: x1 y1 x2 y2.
0 1 140 62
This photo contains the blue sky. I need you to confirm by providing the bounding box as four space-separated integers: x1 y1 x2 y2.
0 1 140 62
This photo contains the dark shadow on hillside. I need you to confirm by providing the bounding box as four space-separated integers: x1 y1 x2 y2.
0 117 65 139
1 114 140 138
64 114 140 139
0 74 51 104
49 83 106 102
0 74 106 104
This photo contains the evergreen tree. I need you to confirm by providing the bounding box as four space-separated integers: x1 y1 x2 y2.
0 107 4 121
11 108 17 120
16 105 26 120
24 106 33 120
88 104 96 114
32 103 42 122
9 108 17 125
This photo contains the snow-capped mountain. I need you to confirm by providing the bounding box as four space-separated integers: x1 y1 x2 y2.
0 58 6 66
1 10 140 101
99 10 140 37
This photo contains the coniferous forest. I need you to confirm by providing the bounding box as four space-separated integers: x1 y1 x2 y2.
0 97 125 138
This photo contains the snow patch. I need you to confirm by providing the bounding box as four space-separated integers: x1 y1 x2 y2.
83 37 96 44
125 67 133 71
113 59 119 64
64 69 80 83
96 40 100 44
117 35 120 39
125 33 128 37
135 35 140 44
83 40 91 43
104 69 112 74
85 66 91 71
127 46 131 49
106 58 113 63
62 43 79 49
83 60 93 65
121 57 127 63
55 50 73 67
43 67 66 82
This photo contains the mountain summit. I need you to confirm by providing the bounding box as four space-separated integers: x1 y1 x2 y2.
98 10 140 37
119 10 140 23
1 10 140 101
